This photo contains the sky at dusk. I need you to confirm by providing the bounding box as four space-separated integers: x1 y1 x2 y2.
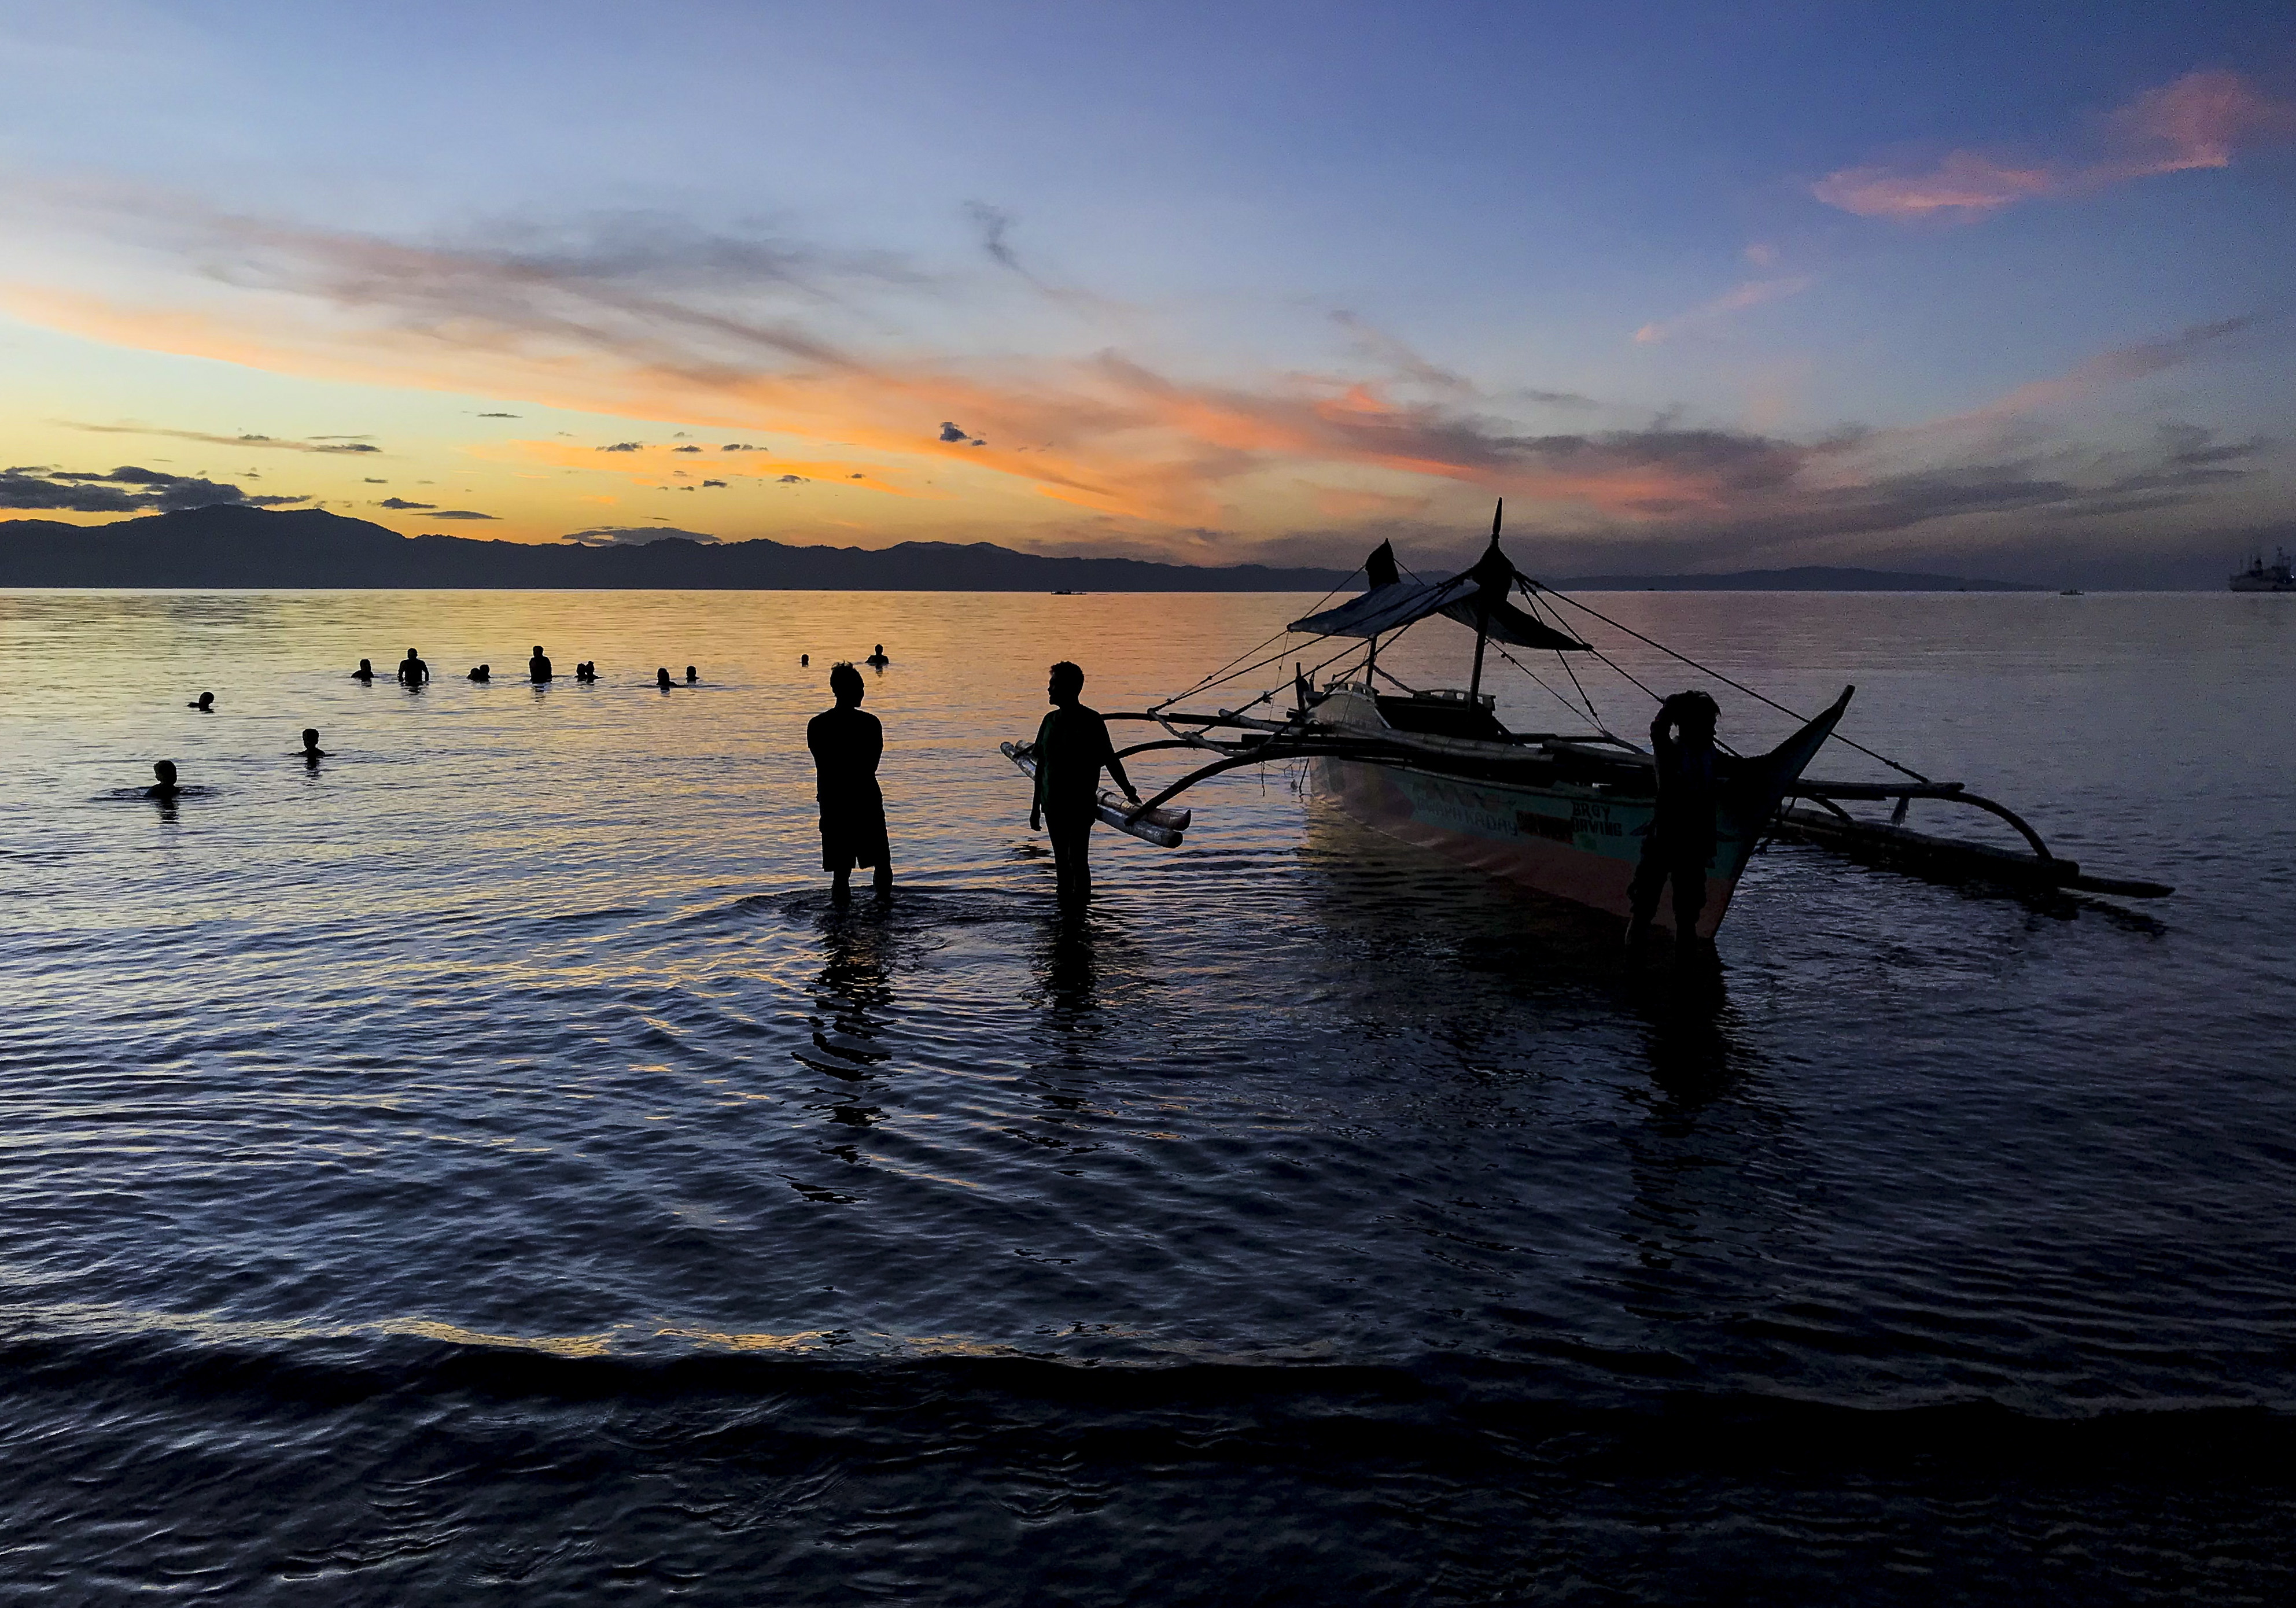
1 1 2291 583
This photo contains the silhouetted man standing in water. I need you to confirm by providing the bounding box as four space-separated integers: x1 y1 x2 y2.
397 648 429 687
1030 661 1137 909
1627 690 1721 955
529 645 552 683
808 662 891 903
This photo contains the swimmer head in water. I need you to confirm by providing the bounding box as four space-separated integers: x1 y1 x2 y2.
685 665 697 683
657 667 673 689
145 760 180 799
354 659 375 681
299 728 327 759
188 692 215 711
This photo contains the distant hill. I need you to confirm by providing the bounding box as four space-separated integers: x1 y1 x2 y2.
1551 566 2042 592
0 508 2050 593
0 506 1351 591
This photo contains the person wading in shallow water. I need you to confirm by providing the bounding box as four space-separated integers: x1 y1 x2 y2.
397 648 429 687
1029 661 1138 910
807 662 891 903
529 645 552 683
1626 689 1722 956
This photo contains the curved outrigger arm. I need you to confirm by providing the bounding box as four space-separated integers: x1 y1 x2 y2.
1790 781 2055 862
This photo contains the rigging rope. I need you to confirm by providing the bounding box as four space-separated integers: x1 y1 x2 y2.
1526 581 1932 783
1153 562 1364 710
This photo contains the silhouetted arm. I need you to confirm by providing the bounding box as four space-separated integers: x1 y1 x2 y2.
1029 709 1056 829
1090 712 1137 801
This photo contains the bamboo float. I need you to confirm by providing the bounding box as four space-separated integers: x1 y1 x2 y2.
1001 742 1192 848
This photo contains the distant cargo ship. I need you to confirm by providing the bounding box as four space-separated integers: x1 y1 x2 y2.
2230 549 2295 592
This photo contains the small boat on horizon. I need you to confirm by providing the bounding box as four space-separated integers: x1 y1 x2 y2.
1006 503 2173 934
2230 548 2295 592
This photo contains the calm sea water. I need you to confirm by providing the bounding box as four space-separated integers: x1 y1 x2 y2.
1 587 2291 1604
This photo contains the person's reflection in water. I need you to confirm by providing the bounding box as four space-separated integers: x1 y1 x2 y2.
1613 972 1809 1337
1635 960 1739 1104
1020 910 1136 1135
797 908 894 1160
1037 914 1099 1018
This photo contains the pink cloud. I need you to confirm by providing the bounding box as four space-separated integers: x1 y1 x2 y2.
2103 68 2296 178
1632 275 1814 344
1814 69 2295 222
1812 152 2055 220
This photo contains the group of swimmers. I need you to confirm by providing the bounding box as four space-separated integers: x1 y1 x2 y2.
152 641 1137 911
352 646 700 688
145 727 329 799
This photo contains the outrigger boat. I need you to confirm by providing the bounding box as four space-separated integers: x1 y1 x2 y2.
1004 505 2172 932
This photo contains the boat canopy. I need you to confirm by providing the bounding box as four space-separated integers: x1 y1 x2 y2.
1288 541 1588 651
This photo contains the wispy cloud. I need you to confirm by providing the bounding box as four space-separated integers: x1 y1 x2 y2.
64 421 382 453
1815 69 2296 221
1633 276 1815 344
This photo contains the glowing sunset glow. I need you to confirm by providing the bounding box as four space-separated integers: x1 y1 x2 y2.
0 8 2287 584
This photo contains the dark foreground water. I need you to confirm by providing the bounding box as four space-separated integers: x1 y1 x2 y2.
1 588 2291 1603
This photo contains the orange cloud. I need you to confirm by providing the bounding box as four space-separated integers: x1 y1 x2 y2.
480 438 918 499
1814 69 2295 222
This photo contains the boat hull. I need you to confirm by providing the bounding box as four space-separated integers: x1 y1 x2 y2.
1311 755 1741 938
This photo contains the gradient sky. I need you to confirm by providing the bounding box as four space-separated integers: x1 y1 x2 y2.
2 1 2290 582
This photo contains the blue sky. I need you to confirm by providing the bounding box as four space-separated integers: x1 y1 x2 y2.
1 1 2289 582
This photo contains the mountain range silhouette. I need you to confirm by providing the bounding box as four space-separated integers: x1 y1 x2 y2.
0 506 1349 590
0 505 2039 592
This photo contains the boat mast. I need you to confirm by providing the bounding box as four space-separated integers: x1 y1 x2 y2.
1467 500 1501 704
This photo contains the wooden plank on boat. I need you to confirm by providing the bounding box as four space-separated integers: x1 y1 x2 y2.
1001 742 1189 848
1774 805 2170 898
